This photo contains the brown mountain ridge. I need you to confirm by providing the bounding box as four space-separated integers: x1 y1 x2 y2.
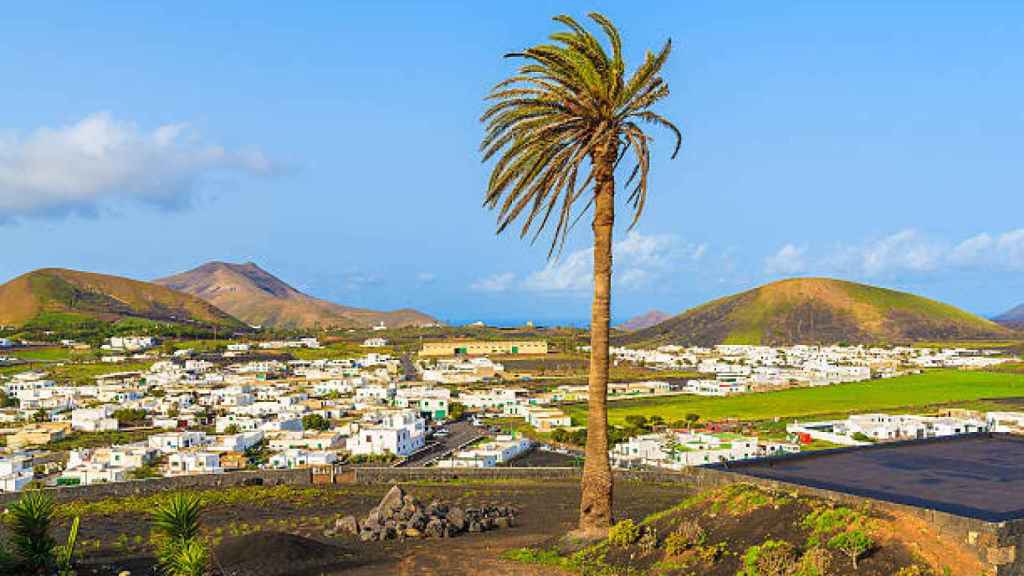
615 310 672 332
155 262 439 330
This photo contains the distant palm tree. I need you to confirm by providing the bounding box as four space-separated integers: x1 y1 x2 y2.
481 12 680 539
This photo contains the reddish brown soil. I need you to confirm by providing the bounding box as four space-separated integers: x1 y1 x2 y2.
597 485 957 576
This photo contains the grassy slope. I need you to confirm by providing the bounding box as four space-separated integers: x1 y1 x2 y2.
0 268 243 328
622 277 1011 347
564 369 1024 425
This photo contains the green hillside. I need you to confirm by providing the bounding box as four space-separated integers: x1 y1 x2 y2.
618 277 1012 347
0 268 245 334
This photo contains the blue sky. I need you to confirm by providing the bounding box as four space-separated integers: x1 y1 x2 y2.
1 1 1023 325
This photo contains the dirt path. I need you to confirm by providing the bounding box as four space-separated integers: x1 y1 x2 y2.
328 481 685 575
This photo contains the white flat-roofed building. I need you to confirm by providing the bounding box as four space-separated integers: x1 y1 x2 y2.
987 412 1024 434
0 454 33 493
71 406 119 432
346 409 425 457
168 451 222 476
437 434 532 468
524 406 572 431
611 431 797 470
210 431 264 453
268 449 337 469
149 431 208 453
362 337 388 348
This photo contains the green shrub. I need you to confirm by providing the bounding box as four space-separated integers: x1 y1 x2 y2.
301 413 330 431
739 539 797 576
501 547 566 567
569 546 609 574
801 506 865 546
828 529 874 569
608 519 641 547
791 547 830 576
663 520 706 556
637 526 659 554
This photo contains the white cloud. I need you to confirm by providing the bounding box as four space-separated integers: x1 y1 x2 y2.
996 229 1024 268
336 271 383 292
774 228 1024 280
416 272 437 284
471 272 516 293
0 112 274 221
947 229 1024 269
821 229 942 277
764 244 806 276
522 231 707 293
949 233 994 265
523 247 593 292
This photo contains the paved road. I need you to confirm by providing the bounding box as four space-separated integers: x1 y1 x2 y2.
400 354 419 381
398 420 484 467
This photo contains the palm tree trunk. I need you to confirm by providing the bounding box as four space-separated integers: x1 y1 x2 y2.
577 143 616 537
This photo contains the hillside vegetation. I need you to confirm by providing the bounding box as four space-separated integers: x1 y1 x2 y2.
618 278 1012 347
0 268 244 332
508 483 974 575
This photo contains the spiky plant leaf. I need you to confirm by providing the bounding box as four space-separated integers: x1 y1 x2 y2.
5 490 57 574
55 515 80 575
159 538 209 576
152 493 203 543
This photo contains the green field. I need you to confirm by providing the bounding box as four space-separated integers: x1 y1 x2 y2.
47 361 156 384
564 369 1024 425
9 347 76 362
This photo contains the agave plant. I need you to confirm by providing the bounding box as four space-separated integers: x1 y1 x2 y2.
152 493 203 543
6 490 57 574
163 539 209 576
152 493 209 576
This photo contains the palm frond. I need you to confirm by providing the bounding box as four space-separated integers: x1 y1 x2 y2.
481 12 680 254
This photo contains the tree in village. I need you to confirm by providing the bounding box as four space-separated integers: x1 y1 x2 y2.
481 12 680 539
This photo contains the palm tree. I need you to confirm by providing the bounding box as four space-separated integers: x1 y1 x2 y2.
481 13 680 538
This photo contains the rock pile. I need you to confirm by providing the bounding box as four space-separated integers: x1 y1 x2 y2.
336 485 517 541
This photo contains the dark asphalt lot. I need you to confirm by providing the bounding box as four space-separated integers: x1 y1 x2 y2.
399 420 484 467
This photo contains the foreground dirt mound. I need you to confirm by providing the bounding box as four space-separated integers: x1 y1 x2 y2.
508 483 983 576
216 531 351 576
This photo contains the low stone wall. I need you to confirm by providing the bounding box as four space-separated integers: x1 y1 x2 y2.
0 468 310 507
345 465 730 488
349 466 581 484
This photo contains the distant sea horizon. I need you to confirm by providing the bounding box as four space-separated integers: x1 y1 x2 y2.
441 318 591 329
